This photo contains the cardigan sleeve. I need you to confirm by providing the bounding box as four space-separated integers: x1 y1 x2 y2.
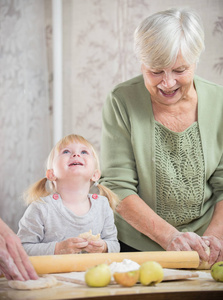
100 90 139 200
208 152 223 204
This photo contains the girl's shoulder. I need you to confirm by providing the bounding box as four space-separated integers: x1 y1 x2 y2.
89 194 109 206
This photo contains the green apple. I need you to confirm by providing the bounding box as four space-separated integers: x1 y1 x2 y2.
113 270 139 287
85 263 111 287
139 261 164 286
211 261 223 282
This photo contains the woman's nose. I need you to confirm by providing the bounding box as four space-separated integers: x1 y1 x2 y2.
162 73 176 88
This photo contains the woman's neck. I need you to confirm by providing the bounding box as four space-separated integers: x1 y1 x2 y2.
152 94 198 132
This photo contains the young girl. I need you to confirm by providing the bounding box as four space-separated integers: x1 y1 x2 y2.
17 134 120 256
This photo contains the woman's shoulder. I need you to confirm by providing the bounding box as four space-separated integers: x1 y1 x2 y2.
194 75 223 92
111 75 144 93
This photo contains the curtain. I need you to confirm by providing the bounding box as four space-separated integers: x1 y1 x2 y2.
0 0 51 232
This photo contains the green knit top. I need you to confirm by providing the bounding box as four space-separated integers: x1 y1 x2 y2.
155 122 205 227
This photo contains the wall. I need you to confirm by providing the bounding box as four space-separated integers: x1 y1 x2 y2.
0 0 222 232
62 0 223 154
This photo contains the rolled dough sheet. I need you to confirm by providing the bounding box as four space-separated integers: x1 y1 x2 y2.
8 275 58 290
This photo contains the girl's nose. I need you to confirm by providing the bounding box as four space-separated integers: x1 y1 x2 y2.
73 153 80 157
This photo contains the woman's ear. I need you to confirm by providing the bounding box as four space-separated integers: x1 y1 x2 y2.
46 169 57 181
91 169 101 182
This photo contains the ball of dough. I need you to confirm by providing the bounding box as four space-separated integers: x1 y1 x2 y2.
197 247 211 270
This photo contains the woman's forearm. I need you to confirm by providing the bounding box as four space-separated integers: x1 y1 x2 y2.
203 200 223 239
116 194 179 250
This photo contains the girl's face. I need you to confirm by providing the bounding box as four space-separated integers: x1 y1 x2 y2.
141 52 196 106
49 141 100 183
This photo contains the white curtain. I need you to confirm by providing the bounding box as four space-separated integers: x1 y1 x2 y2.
0 0 51 232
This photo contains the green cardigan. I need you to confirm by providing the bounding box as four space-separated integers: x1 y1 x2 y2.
100 74 223 251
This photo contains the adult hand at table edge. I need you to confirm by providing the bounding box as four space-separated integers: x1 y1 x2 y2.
0 219 38 281
202 235 223 266
166 231 210 262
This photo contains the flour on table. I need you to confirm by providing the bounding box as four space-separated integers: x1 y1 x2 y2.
8 275 58 290
109 259 140 275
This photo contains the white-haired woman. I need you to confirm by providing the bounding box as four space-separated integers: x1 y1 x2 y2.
100 8 223 267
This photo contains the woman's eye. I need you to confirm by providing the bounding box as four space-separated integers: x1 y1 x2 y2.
151 71 163 75
174 69 185 73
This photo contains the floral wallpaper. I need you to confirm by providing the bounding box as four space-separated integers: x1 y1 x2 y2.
62 0 223 155
0 0 223 232
0 0 51 231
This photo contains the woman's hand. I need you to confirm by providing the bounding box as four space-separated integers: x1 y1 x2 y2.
166 232 210 262
202 235 223 265
0 228 38 281
55 237 88 254
83 239 108 253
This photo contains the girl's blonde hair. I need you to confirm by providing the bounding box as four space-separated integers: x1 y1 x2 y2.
24 134 119 210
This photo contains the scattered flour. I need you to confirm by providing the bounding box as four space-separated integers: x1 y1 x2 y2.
109 259 140 275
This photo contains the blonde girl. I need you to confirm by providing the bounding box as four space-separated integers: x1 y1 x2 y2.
17 134 120 255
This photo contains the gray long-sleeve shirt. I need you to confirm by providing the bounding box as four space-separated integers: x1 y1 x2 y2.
17 194 120 255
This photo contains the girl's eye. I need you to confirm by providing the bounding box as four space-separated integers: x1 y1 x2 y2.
62 149 70 154
81 150 89 155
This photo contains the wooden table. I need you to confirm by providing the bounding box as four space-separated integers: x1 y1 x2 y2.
0 270 223 300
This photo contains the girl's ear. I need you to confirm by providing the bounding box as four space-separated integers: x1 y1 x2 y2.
46 169 57 181
91 169 101 182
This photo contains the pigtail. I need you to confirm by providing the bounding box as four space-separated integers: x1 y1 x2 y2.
23 178 50 205
97 183 120 211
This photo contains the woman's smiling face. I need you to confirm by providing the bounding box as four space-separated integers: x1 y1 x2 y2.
141 52 196 106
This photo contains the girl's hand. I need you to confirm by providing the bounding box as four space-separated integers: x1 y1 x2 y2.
166 232 209 262
55 237 88 254
202 236 223 265
83 239 108 253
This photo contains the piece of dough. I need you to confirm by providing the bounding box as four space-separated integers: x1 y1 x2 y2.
78 229 100 241
8 275 58 290
197 247 211 270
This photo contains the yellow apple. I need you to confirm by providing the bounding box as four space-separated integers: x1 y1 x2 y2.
211 261 223 282
85 263 111 287
139 261 164 286
113 270 139 287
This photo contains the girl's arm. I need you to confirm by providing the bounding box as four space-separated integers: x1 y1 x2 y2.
17 204 57 256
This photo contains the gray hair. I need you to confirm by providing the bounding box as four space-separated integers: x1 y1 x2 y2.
134 8 205 69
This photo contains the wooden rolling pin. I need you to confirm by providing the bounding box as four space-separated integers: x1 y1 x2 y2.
29 251 199 274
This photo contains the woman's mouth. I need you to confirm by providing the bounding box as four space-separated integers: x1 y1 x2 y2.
159 88 179 97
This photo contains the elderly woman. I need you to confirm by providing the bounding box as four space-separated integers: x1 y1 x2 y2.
100 8 223 266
